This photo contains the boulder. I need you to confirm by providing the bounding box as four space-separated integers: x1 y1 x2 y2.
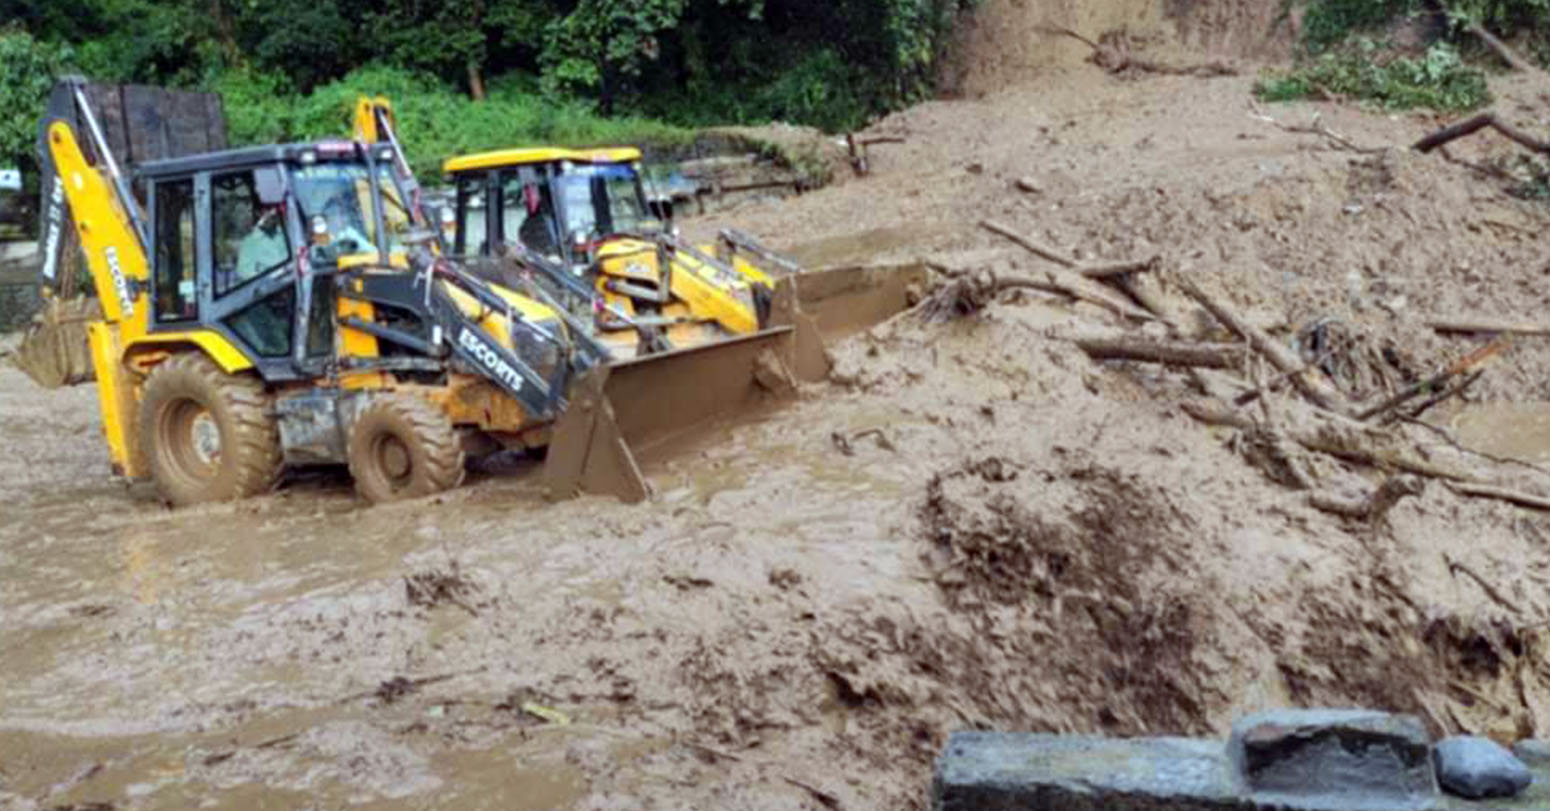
1229 709 1437 810
1434 736 1532 799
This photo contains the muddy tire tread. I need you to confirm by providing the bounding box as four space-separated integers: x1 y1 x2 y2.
139 353 282 505
347 394 465 503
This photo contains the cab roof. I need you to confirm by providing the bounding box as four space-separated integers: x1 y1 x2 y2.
136 140 397 179
442 147 642 175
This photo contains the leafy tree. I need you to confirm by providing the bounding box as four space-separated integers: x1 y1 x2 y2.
0 29 69 180
542 0 696 114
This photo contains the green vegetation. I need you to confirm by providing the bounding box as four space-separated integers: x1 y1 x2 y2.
0 0 981 185
1255 41 1489 111
214 65 696 183
1258 0 1550 111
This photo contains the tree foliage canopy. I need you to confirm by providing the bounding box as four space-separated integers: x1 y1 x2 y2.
0 0 978 181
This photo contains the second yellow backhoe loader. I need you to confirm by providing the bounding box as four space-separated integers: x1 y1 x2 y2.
21 80 919 507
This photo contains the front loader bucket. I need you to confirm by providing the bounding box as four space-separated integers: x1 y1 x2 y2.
540 264 929 503
541 325 801 503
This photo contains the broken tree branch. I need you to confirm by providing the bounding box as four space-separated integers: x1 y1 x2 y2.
1430 317 1550 336
1042 26 1237 77
1355 339 1508 422
1309 477 1424 525
1182 401 1473 481
1067 335 1247 368
1449 482 1550 513
1414 112 1550 155
1079 257 1161 279
1000 272 1158 322
1464 20 1545 76
1405 369 1483 421
1175 277 1350 413
1445 552 1524 614
980 219 1077 268
1248 104 1385 153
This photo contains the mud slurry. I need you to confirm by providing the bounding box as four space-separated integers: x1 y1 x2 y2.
11 16 1550 811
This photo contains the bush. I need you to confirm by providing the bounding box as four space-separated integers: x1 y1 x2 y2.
1254 41 1490 111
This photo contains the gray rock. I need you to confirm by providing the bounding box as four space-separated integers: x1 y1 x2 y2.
1229 708 1437 810
1435 736 1532 799
1512 739 1550 767
932 731 1244 810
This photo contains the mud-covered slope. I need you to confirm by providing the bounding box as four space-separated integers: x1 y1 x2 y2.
940 0 1295 97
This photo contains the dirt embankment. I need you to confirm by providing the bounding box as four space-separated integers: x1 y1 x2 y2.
939 0 1297 98
9 6 1550 811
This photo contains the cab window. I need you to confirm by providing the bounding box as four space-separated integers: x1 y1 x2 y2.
499 170 558 258
212 170 289 296
153 178 196 322
455 175 487 255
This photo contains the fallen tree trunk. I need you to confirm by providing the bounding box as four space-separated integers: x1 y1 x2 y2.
1414 112 1550 155
1068 335 1246 368
1176 277 1350 413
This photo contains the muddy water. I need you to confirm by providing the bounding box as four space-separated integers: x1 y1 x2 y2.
1452 403 1550 464
0 356 940 809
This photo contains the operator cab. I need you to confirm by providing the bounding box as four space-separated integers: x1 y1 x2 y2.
135 140 419 380
442 148 662 274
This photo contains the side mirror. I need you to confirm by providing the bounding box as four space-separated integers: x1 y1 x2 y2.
254 167 285 205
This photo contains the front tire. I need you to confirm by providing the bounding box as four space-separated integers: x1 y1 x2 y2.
139 353 282 506
347 394 465 504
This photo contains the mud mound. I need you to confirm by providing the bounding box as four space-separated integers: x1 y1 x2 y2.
940 0 1295 97
915 453 1214 733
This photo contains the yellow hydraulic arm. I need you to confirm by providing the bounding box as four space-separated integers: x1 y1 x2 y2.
45 120 152 476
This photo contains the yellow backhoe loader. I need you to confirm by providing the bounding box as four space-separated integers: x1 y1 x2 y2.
19 80 920 507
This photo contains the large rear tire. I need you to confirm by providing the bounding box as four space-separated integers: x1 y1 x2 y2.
139 353 282 506
347 394 465 504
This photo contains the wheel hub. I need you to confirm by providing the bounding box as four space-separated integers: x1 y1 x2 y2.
189 409 222 467
378 437 412 481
